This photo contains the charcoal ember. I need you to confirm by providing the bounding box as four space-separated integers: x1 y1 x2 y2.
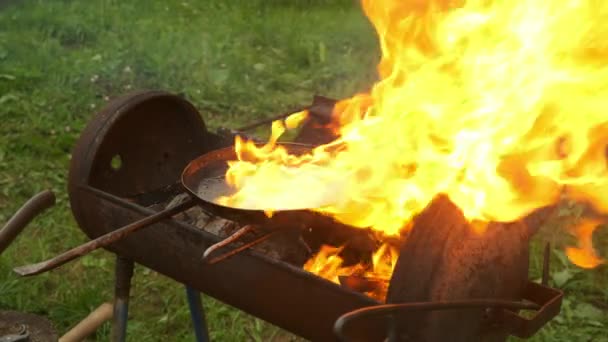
254 242 282 261
300 220 382 265
160 194 309 265
254 228 311 265
183 206 205 221
200 218 237 238
165 193 192 221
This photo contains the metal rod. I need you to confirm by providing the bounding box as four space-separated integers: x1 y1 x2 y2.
542 242 551 286
333 300 541 342
185 286 210 342
0 190 55 255
206 229 281 265
386 314 398 342
111 256 134 342
201 225 254 261
13 198 197 276
236 107 307 132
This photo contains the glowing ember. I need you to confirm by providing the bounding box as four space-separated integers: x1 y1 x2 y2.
219 0 608 285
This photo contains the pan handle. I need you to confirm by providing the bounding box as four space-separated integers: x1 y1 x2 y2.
0 190 56 255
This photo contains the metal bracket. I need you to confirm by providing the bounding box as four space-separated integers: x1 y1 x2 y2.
501 281 564 338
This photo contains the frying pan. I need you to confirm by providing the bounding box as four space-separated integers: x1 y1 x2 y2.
182 142 324 227
14 143 324 276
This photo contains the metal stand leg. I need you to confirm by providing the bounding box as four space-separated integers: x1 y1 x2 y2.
387 314 399 342
111 256 134 342
186 286 210 342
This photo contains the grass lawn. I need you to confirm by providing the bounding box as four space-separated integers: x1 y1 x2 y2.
0 0 606 341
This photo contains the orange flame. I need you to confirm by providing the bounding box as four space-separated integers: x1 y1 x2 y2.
219 0 608 277
565 219 605 268
303 243 398 301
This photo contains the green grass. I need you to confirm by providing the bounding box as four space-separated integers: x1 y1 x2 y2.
0 1 606 341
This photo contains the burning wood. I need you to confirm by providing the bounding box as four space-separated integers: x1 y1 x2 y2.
338 275 390 303
303 242 398 301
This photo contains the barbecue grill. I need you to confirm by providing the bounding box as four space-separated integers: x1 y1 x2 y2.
10 90 563 341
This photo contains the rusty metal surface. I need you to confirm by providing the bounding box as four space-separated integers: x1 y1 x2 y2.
501 282 564 338
387 195 531 342
0 190 55 255
74 188 381 341
68 90 225 242
334 299 541 342
335 280 564 341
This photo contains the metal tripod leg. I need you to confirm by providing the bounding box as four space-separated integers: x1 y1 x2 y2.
186 286 210 342
111 256 134 342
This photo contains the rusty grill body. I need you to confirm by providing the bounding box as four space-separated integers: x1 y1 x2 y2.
62 90 561 341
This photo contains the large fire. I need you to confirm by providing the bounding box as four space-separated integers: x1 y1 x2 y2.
218 0 607 293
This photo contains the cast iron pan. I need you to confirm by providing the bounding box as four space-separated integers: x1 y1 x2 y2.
183 142 378 265
182 142 324 227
